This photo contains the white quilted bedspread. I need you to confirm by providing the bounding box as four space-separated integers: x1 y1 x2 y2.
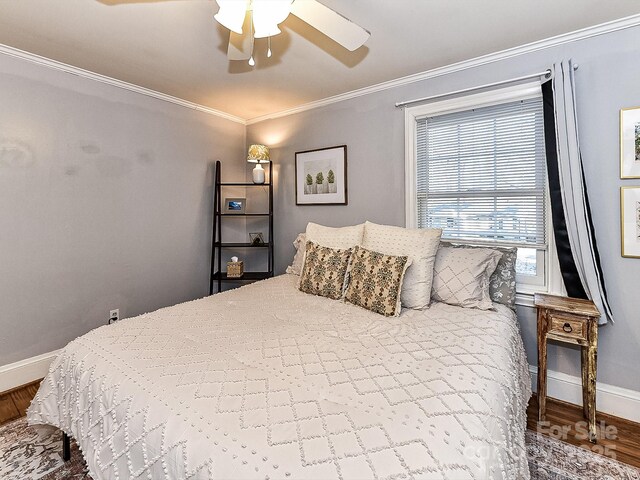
28 274 531 479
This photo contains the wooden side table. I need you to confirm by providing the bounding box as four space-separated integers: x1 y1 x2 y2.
534 293 600 442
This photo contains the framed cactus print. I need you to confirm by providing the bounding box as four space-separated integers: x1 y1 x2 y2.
295 145 347 205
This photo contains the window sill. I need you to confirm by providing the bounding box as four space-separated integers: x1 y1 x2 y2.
515 283 550 308
515 292 536 308
515 286 566 308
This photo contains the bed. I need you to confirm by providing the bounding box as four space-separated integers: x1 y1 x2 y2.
27 274 531 479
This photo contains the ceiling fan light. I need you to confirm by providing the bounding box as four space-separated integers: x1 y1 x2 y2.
214 0 247 34
253 24 281 39
252 0 291 38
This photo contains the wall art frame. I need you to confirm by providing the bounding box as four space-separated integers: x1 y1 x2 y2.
295 145 347 205
620 106 640 179
621 186 640 258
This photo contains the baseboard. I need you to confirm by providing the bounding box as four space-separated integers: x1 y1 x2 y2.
0 350 60 393
529 365 640 423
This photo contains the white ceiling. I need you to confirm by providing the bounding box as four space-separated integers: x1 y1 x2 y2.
0 0 639 121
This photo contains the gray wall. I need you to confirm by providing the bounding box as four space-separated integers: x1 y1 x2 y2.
0 54 245 365
247 26 640 393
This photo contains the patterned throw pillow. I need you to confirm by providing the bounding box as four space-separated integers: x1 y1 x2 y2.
431 246 502 310
299 241 352 300
487 247 517 309
441 242 517 310
344 246 410 317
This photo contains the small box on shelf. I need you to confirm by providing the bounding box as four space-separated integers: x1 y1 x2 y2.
227 261 244 278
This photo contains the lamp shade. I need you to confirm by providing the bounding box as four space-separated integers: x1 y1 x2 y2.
247 144 270 163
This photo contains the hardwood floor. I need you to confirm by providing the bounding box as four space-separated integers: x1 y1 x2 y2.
0 379 41 425
1 382 639 470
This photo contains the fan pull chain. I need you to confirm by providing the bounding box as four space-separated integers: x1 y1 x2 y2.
248 8 255 66
267 36 272 58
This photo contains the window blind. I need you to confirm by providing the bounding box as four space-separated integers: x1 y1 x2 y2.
416 97 547 248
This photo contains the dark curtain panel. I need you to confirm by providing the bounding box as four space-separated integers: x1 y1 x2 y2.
541 61 613 324
541 80 587 299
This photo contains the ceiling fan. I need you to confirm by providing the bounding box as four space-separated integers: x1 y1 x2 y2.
214 0 370 66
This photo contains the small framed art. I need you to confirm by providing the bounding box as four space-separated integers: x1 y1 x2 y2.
224 197 245 214
295 145 347 205
621 186 640 258
620 106 640 178
249 232 265 245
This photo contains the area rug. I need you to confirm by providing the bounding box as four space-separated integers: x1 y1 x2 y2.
525 431 640 479
0 418 89 479
1 418 639 479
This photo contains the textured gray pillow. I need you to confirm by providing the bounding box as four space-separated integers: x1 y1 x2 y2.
432 246 502 310
441 242 517 310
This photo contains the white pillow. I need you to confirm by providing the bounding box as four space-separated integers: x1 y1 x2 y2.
362 221 442 309
431 246 502 310
285 233 306 275
305 222 365 249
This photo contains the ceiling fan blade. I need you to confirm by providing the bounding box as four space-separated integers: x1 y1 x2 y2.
290 0 370 51
227 30 252 60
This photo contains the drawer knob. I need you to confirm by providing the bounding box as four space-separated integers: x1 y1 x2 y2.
563 322 573 333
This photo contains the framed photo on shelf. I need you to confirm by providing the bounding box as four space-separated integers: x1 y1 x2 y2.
621 187 640 258
620 106 640 178
295 145 347 205
224 197 245 214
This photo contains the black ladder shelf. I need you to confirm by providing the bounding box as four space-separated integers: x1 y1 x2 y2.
209 160 274 294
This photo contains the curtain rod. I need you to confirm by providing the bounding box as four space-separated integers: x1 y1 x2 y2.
394 64 579 109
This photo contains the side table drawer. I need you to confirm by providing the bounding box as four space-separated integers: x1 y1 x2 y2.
548 312 587 342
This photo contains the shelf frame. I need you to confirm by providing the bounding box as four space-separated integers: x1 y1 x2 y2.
219 213 271 217
212 271 274 282
220 182 271 186
215 242 271 248
209 160 274 294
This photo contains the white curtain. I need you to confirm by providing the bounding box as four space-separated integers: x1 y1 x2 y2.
548 59 613 324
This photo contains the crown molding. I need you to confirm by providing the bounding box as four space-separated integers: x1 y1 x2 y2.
245 13 640 125
2 13 640 127
0 43 246 125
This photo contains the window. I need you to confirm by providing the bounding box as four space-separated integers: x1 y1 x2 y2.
405 83 554 292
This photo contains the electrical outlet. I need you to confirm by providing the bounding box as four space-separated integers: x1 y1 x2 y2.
109 309 120 324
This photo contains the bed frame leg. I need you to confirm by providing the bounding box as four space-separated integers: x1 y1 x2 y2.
62 432 71 461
